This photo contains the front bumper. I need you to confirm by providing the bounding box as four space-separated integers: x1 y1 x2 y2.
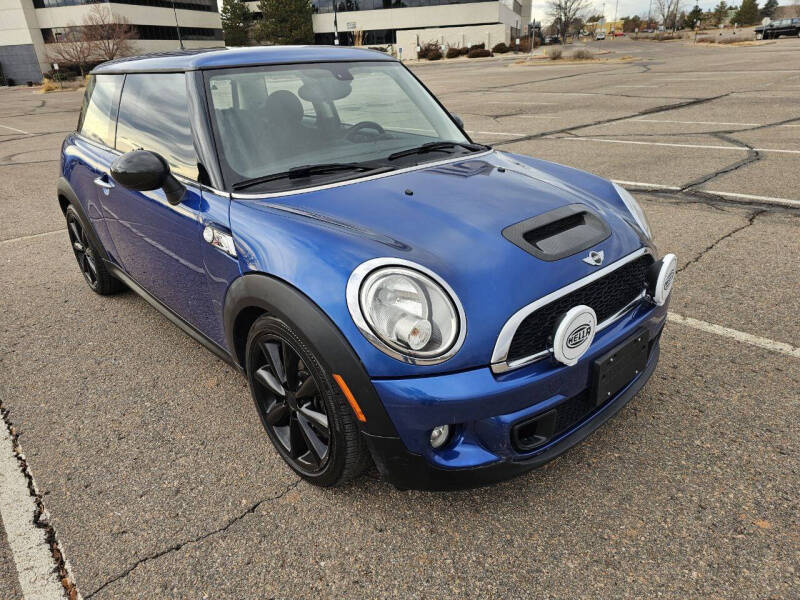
364 301 667 490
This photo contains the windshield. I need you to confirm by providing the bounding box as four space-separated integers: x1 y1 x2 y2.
205 61 477 192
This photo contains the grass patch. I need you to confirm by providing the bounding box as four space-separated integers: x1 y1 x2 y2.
571 49 593 60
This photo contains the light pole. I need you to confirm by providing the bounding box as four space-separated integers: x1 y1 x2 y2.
333 1 340 45
171 0 184 49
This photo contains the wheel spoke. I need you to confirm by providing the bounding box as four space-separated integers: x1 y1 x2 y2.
263 342 285 383
288 415 305 459
84 253 98 278
283 343 299 389
255 366 285 396
295 376 317 400
298 403 328 431
297 412 328 461
68 221 81 243
72 241 84 253
265 400 289 426
273 424 292 453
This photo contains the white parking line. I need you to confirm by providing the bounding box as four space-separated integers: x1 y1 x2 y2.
633 118 800 127
633 118 762 126
668 313 800 359
560 137 800 154
0 421 66 600
0 229 65 246
487 101 557 106
613 180 800 208
0 124 30 135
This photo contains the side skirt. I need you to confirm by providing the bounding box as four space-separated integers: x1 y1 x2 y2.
105 260 243 373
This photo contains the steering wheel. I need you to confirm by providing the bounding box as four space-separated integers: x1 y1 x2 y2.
346 121 386 142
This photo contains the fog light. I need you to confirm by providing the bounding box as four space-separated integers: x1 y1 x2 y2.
430 424 451 449
652 253 677 306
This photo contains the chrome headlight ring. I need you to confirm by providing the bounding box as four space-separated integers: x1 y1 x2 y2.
346 258 467 365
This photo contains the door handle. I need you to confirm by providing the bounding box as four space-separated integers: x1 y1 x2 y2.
93 176 115 190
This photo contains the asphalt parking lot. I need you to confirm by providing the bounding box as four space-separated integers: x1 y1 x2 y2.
1 39 798 599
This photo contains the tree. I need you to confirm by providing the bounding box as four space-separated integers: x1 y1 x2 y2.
45 26 94 76
712 1 728 24
547 0 590 41
655 0 683 30
255 0 313 45
586 14 604 22
687 4 704 26
732 0 759 24
82 3 137 62
622 15 642 31
221 0 251 46
759 0 778 18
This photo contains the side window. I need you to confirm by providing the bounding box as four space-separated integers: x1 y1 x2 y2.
115 73 199 180
78 74 123 147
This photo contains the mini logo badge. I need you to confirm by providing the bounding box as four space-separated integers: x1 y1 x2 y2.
566 324 592 348
582 250 604 266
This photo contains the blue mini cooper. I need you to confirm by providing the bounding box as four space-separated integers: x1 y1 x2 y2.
59 47 676 490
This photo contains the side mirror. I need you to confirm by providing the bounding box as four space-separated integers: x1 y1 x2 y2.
110 150 185 206
451 113 464 129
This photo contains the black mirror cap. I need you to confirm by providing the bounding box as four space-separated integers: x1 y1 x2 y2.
451 113 464 129
110 150 169 192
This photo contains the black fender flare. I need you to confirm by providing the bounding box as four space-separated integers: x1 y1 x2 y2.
224 273 399 438
57 176 110 262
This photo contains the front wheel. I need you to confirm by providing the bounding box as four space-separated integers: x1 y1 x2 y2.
246 315 370 486
65 205 124 295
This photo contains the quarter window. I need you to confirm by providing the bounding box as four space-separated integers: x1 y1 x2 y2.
78 74 123 147
115 73 199 180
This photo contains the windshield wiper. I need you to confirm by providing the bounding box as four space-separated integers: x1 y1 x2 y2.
232 162 394 191
387 141 489 161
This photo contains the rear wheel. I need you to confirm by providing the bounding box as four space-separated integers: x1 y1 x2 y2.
65 205 124 295
246 314 370 486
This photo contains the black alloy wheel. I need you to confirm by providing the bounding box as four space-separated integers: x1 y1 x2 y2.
246 315 370 486
67 211 98 289
65 205 124 295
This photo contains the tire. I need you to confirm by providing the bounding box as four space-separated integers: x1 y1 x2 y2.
246 314 370 487
65 204 125 295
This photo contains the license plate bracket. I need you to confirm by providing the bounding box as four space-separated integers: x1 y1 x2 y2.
591 330 649 406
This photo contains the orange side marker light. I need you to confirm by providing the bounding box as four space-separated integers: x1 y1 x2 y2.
333 373 366 422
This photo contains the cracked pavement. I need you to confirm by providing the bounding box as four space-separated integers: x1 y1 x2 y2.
1 39 799 599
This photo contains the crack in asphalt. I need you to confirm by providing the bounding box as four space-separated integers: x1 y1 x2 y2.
676 209 765 273
679 131 760 191
0 403 80 600
489 92 731 147
83 478 302 599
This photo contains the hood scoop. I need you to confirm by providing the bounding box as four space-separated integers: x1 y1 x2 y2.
503 204 611 261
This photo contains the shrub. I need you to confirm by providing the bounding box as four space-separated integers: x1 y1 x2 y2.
460 46 470 55
716 36 739 44
546 47 563 60
469 43 485 51
571 49 593 59
446 46 462 59
418 41 442 60
468 48 492 58
41 79 59 93
652 32 679 41
518 38 532 52
492 42 509 53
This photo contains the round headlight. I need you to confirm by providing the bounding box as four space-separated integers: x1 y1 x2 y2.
612 182 651 239
347 259 466 364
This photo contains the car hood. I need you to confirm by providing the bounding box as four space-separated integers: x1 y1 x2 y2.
234 150 649 376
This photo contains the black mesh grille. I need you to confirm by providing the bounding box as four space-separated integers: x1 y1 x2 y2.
507 255 653 362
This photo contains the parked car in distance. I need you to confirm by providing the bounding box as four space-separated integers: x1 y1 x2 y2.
544 35 562 44
59 46 675 490
755 18 800 39
595 31 606 40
